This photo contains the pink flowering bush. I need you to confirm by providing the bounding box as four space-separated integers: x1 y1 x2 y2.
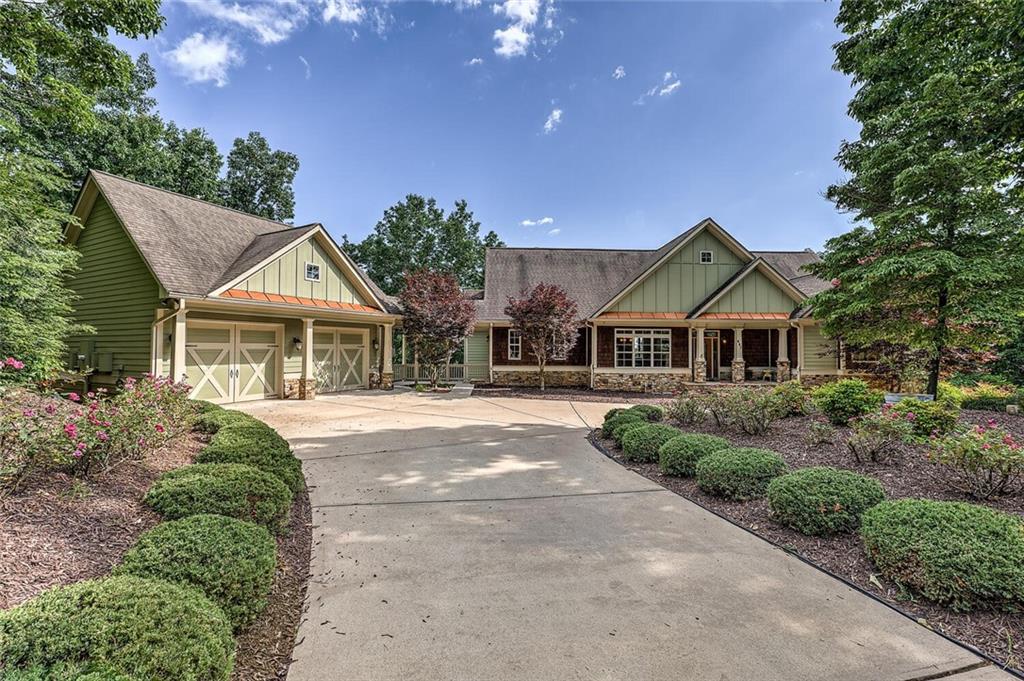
846 405 916 464
929 421 1024 499
0 399 68 489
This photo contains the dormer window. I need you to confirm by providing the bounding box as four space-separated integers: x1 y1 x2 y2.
699 250 714 264
305 262 321 282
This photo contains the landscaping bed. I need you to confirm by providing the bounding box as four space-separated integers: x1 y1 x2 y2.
472 384 670 403
593 397 1024 676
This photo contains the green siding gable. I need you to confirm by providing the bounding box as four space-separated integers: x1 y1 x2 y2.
66 195 160 378
237 237 368 305
706 269 801 315
608 231 744 314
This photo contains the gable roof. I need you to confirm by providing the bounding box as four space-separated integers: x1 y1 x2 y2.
688 257 808 318
69 170 395 312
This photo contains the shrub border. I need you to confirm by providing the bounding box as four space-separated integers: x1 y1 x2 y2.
585 429 1018 680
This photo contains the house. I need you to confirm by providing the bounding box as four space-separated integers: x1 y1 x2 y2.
64 170 400 403
394 218 849 391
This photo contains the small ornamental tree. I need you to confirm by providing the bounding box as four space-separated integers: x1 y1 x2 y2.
399 269 475 390
504 283 579 391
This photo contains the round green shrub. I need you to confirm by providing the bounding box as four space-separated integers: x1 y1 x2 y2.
695 448 787 500
621 424 680 463
811 379 885 426
611 419 649 446
658 434 731 477
0 576 234 681
766 467 885 535
0 663 134 681
193 407 253 435
887 399 960 438
603 407 625 422
771 380 808 416
115 514 276 630
626 404 664 422
145 463 292 531
860 499 1024 611
601 411 643 438
196 427 303 493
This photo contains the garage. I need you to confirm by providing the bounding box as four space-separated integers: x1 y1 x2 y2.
312 327 369 393
185 321 283 403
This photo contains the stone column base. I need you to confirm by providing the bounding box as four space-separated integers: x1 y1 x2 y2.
379 372 394 390
692 358 707 383
285 377 316 400
776 359 791 382
731 360 746 383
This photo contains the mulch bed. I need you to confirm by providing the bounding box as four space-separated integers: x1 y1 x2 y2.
593 409 1024 676
0 396 313 681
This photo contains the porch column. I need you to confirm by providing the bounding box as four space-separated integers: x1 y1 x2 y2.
170 303 188 383
299 318 315 400
488 323 494 384
152 310 165 377
590 323 598 389
693 327 706 383
731 327 745 383
381 323 394 390
776 327 791 382
838 340 847 374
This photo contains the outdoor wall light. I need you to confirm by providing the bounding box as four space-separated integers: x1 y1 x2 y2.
293 337 303 351
372 338 380 351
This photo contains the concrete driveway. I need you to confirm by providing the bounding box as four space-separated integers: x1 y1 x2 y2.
239 392 1009 681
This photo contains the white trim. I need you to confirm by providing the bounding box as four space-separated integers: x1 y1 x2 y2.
312 326 371 391
507 329 522 360
596 367 689 375
613 327 672 369
492 365 588 372
184 319 284 402
699 249 714 264
304 261 321 282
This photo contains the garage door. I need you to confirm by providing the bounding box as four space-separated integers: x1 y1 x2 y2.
312 328 368 393
185 321 282 403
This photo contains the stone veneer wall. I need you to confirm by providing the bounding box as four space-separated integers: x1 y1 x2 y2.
283 377 316 400
492 369 589 387
593 372 694 393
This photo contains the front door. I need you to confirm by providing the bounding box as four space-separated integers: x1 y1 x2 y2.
185 322 282 403
705 331 720 381
313 328 368 393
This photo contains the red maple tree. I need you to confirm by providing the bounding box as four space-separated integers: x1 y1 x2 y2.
399 270 476 389
504 283 580 391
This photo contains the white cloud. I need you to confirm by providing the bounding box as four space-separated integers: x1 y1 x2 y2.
183 0 309 44
634 70 682 104
466 57 484 66
165 33 243 87
492 0 560 58
612 65 625 80
494 23 532 58
521 216 554 226
547 228 560 235
299 55 312 79
659 80 681 96
322 0 365 23
494 0 540 25
543 108 562 134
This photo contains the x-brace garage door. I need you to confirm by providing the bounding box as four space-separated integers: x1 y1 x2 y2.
312 327 369 393
185 321 283 403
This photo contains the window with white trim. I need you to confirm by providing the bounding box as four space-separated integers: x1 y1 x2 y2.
699 250 714 264
508 329 522 360
551 331 567 360
615 328 671 368
304 262 321 282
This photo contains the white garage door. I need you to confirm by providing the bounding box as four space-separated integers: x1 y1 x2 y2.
186 321 282 403
313 328 369 393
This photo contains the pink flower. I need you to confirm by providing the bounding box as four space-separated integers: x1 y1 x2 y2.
154 424 165 434
22 409 35 418
63 423 78 439
830 278 841 288
905 412 916 421
987 418 998 427
87 392 95 399
97 431 109 441
67 392 80 402
4 357 25 369
44 404 56 415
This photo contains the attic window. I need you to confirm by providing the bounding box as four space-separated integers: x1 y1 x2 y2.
699 250 714 264
304 262 321 282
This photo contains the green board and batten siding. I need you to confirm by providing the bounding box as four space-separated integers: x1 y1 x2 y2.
608 231 744 314
237 238 368 305
465 331 489 380
705 270 800 315
65 196 160 379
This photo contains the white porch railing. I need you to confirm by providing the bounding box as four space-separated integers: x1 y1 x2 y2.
393 363 488 382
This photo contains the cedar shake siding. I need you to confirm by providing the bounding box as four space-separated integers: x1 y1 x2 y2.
492 327 589 366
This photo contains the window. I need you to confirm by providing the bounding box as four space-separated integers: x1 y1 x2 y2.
850 347 880 364
551 331 568 360
508 329 522 360
615 328 671 368
699 250 714 264
304 262 321 282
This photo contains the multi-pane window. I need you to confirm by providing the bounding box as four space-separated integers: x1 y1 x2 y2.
508 329 522 360
699 250 714 264
304 262 321 282
615 328 671 368
551 331 567 360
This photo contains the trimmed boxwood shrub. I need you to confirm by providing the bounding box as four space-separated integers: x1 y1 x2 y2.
626 404 664 422
193 406 253 435
811 379 885 426
695 448 787 500
767 467 885 535
196 427 303 493
603 407 625 422
621 423 680 462
115 514 276 630
601 411 643 438
658 434 731 477
611 419 648 446
145 463 292 531
0 576 234 681
860 499 1024 611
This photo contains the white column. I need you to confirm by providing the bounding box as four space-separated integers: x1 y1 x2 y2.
696 327 705 359
488 323 494 383
170 303 188 383
733 328 744 361
589 323 598 389
383 323 394 371
778 328 789 361
301 318 314 381
152 310 164 377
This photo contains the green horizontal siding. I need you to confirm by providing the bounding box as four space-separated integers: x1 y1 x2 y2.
609 231 743 314
239 237 368 305
707 270 799 314
465 330 489 380
803 325 837 373
66 196 159 377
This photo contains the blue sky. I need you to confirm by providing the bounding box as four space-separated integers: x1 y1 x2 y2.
119 0 858 252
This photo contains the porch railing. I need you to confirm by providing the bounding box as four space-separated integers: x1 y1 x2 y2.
393 363 489 383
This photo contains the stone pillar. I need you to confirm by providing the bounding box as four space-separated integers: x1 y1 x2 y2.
776 328 791 382
731 327 746 383
298 318 316 400
170 304 188 383
381 323 394 390
693 327 707 383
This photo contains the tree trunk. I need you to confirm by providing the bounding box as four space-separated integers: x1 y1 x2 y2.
538 361 545 391
927 286 950 398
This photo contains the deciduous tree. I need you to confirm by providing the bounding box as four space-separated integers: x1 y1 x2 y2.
504 284 579 391
221 132 300 222
398 270 476 390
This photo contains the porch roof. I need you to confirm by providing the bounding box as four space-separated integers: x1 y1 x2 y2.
221 288 385 314
597 311 688 320
700 312 790 320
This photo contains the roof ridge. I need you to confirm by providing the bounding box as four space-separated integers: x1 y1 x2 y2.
488 246 656 253
89 169 298 232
